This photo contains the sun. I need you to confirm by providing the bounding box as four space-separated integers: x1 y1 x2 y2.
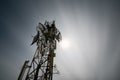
59 38 70 49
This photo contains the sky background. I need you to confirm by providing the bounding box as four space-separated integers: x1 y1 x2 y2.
0 0 120 80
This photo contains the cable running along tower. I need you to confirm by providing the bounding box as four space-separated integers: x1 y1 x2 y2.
18 21 62 80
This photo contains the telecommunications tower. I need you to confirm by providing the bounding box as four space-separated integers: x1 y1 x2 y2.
18 21 62 80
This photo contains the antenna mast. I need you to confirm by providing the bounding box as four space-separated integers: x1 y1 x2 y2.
18 21 62 80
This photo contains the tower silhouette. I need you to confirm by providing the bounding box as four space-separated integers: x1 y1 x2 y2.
18 21 62 80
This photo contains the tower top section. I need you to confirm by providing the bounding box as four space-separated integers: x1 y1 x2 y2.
31 21 62 49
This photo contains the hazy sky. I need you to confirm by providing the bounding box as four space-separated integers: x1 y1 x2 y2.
0 0 120 80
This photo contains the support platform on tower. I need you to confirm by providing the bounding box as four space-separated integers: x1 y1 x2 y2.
18 21 62 80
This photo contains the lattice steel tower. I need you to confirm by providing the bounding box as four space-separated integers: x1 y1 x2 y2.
18 21 62 80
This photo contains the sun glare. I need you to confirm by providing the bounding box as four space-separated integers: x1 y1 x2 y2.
60 38 70 49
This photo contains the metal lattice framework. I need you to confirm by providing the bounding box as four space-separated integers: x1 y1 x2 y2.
18 21 62 80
